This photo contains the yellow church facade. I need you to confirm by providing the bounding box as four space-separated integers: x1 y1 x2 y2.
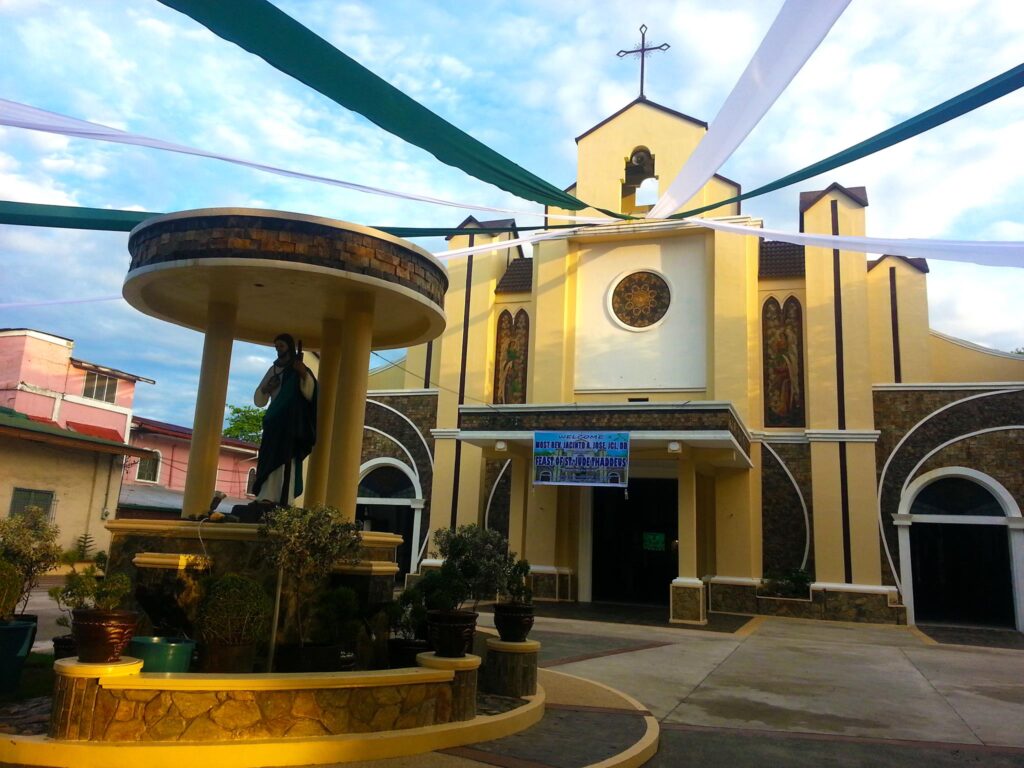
359 97 1024 630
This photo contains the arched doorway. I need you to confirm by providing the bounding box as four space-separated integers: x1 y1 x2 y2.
356 459 423 581
897 468 1023 630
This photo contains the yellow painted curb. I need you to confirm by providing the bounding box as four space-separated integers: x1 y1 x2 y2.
486 638 541 653
540 669 659 768
99 667 453 691
54 658 143 679
0 685 545 768
417 652 482 671
733 615 766 638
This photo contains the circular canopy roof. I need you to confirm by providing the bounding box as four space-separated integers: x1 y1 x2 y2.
123 209 447 349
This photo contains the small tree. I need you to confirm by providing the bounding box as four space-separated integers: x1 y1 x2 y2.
259 505 362 645
0 507 62 614
223 404 265 444
431 524 510 612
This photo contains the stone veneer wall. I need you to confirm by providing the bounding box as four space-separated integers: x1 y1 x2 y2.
760 442 813 577
51 678 452 742
362 392 438 561
708 582 905 624
127 213 448 309
873 388 1024 585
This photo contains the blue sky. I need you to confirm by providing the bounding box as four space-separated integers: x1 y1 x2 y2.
1 0 1022 427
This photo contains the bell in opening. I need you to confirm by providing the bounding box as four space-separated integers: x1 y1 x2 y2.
621 146 657 214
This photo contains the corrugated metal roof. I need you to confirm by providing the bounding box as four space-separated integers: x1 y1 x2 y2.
118 484 249 513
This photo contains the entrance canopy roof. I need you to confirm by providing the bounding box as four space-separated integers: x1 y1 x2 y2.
454 402 752 468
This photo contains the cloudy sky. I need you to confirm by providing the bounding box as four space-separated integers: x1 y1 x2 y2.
1 0 1022 427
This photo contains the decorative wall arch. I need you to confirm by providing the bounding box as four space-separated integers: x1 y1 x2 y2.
358 456 423 500
894 465 1024 630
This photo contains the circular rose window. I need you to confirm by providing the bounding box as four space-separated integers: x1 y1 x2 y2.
610 270 671 328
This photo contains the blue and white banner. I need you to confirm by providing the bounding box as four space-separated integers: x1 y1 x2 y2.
533 431 630 488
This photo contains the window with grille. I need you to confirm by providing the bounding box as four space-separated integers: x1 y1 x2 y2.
136 453 160 483
9 488 55 518
83 371 117 403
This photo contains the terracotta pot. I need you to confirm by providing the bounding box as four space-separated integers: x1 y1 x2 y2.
71 608 138 663
493 602 535 643
200 642 257 673
426 610 478 658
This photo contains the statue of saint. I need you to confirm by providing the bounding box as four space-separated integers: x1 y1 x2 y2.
251 333 317 507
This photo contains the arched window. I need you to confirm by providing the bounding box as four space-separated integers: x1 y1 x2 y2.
762 296 805 427
621 146 656 213
246 467 257 496
358 465 416 499
494 309 529 404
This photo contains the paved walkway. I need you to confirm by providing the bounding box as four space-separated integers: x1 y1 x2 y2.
355 613 1024 768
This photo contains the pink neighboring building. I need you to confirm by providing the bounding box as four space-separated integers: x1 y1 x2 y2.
0 328 153 442
118 417 259 517
0 328 154 551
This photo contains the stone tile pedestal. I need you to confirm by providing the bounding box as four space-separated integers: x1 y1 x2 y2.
49 657 144 740
481 638 539 697
416 652 480 722
669 578 707 625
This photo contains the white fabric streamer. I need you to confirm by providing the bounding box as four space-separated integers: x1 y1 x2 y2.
685 217 1024 268
0 99 608 225
647 0 850 219
437 227 577 260
0 294 123 309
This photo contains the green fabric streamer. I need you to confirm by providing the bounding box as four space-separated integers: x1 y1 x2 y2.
157 0 587 212
670 62 1024 219
0 201 580 239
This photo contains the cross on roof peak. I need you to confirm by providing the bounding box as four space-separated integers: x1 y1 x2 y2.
617 24 670 99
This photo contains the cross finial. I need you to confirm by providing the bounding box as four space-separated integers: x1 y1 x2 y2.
617 24 670 99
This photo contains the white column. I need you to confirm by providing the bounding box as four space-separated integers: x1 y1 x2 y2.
893 514 915 625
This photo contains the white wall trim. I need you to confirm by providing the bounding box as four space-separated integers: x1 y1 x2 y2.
761 441 810 570
900 428 1024 503
574 387 706 394
874 382 1024 392
929 329 1024 361
672 577 704 587
876 388 1019 592
358 456 423 499
367 398 434 469
811 582 898 595
0 329 73 346
805 430 880 443
62 392 131 416
483 459 511 531
431 429 459 439
362 427 420 482
753 431 808 444
705 576 761 587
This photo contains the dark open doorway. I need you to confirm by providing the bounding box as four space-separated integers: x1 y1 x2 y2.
592 478 677 605
356 464 417 582
911 523 1014 628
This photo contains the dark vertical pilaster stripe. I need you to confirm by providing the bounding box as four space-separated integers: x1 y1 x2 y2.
831 200 853 583
889 267 902 383
450 236 475 529
423 341 433 389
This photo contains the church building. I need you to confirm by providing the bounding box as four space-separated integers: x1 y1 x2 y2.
357 96 1024 631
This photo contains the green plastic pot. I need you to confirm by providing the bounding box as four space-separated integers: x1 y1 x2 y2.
128 636 195 672
0 620 36 694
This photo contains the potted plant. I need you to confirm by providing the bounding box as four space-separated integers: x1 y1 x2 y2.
385 580 431 668
299 585 360 672
259 504 362 671
758 568 813 599
493 556 534 642
427 525 508 658
0 559 36 694
0 507 62 621
195 574 272 673
51 565 136 663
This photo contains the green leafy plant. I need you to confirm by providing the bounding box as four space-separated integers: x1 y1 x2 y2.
74 533 95 561
48 565 132 628
0 507 62 614
311 586 360 648
500 557 532 604
760 568 813 598
387 582 430 640
0 559 21 620
259 505 362 644
223 404 265 444
195 574 272 646
430 524 510 612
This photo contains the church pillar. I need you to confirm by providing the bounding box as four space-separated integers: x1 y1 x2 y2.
324 295 375 521
507 454 529 557
671 454 706 624
303 317 344 508
181 300 236 519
